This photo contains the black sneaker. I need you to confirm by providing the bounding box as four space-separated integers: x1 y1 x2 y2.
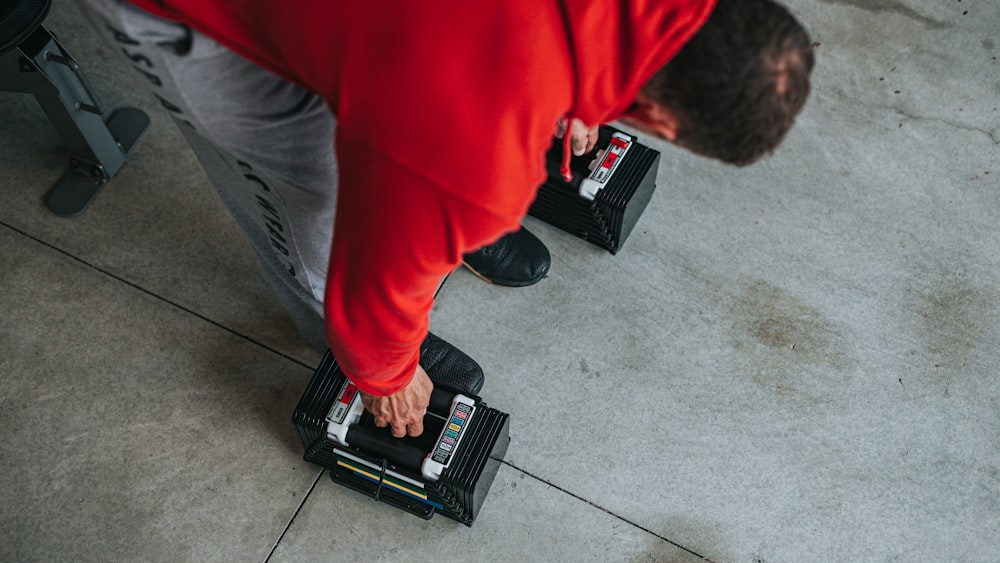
462 226 551 287
421 332 484 395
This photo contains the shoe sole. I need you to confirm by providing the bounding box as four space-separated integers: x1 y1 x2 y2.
461 261 546 288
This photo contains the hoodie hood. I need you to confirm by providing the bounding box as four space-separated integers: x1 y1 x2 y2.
560 0 717 126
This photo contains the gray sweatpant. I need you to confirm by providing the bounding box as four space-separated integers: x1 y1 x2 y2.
77 0 338 349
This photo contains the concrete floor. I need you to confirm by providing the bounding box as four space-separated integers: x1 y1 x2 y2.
2 1 998 561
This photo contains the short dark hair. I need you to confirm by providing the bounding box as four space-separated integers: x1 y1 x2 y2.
644 0 815 166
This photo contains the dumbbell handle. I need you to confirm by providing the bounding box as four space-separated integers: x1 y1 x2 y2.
345 425 426 474
428 388 455 414
340 388 457 473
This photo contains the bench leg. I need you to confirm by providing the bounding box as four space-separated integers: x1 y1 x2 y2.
0 25 150 217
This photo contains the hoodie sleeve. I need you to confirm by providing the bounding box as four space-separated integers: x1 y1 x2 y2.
322 138 523 396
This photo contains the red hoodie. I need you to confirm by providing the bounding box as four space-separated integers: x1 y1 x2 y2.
129 0 716 395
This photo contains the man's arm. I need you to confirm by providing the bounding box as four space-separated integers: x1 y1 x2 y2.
323 138 523 436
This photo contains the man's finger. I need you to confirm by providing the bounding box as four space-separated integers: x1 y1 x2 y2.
390 422 407 438
571 120 599 156
407 419 424 438
587 127 599 153
555 118 568 138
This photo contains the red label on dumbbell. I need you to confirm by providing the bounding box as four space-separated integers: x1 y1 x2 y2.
328 379 358 425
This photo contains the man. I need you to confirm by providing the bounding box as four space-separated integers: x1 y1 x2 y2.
77 0 813 438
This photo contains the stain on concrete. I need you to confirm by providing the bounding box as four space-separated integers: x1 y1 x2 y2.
730 281 848 399
984 39 995 51
818 0 950 30
574 358 602 379
915 277 998 376
734 281 834 357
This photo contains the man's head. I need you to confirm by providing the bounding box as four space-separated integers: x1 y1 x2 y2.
620 0 815 166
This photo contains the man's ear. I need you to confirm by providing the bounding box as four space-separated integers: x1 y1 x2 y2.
619 91 681 141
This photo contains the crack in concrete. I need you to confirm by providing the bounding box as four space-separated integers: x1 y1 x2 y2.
818 0 950 30
892 107 1000 145
500 459 712 561
826 87 1000 145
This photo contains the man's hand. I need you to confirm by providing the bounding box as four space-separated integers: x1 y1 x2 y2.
555 117 600 156
359 365 433 438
